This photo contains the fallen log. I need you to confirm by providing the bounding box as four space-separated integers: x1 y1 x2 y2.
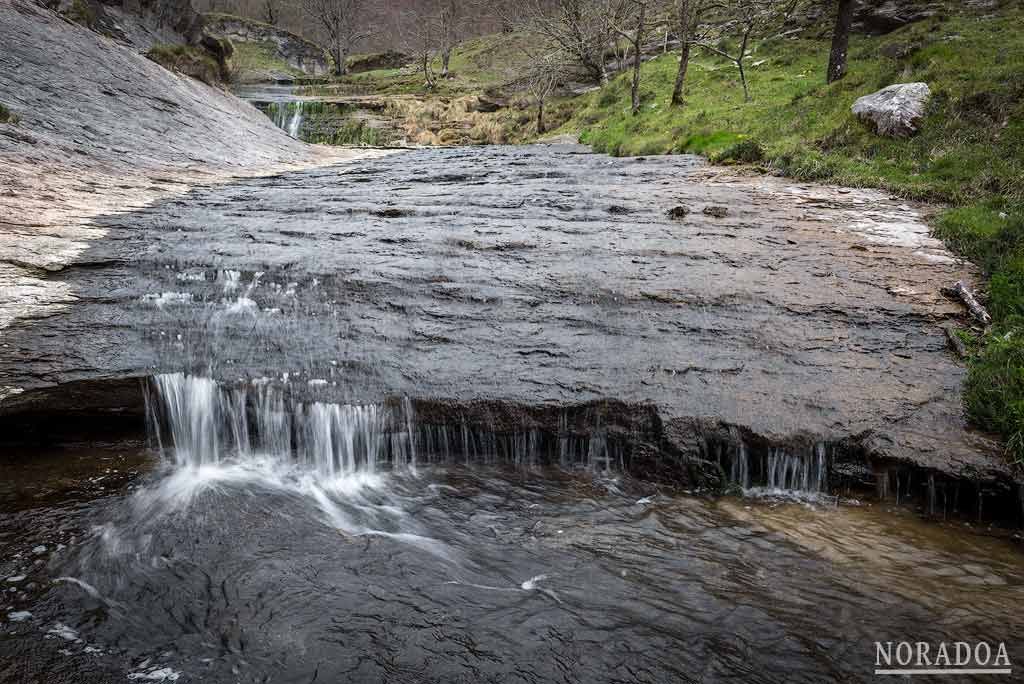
948 281 992 326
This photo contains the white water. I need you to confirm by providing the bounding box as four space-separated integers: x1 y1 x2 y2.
148 374 413 476
145 374 619 481
266 101 304 138
724 440 830 497
286 102 303 138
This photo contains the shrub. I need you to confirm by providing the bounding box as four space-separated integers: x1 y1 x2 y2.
0 103 17 125
714 139 765 164
147 44 224 87
67 0 96 29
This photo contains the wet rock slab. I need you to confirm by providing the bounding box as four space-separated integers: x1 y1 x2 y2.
0 143 1007 482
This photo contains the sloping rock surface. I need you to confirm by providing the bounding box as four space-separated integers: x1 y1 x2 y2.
0 0 374 333
0 138 1009 482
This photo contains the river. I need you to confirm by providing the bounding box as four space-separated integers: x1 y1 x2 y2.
2 435 1022 683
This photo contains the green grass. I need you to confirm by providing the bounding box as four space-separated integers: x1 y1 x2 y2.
561 7 1024 464
312 120 387 146
309 32 539 98
229 41 306 79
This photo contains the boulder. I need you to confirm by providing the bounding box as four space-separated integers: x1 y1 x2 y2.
854 1 942 35
852 83 931 138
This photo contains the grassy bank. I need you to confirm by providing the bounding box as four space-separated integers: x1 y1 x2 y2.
561 7 1024 462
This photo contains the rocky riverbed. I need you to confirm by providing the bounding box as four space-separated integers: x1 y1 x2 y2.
0 0 1017 510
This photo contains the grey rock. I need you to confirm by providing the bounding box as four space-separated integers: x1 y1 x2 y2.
854 1 942 36
852 83 931 138
203 14 329 81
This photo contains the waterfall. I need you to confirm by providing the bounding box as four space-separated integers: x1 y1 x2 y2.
147 374 410 475
262 101 304 139
286 101 304 138
722 440 829 496
146 374 616 477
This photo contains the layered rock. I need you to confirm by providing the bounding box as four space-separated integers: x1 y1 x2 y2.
43 0 204 49
203 13 329 82
0 0 375 334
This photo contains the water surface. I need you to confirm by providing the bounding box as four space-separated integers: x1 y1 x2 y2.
2 447 1021 683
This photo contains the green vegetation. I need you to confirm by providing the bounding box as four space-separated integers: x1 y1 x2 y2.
147 44 225 87
0 103 17 125
67 0 96 29
305 33 536 98
311 120 386 146
562 7 1024 463
230 40 306 80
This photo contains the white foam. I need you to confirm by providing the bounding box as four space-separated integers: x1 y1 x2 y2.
223 296 258 315
128 667 181 681
521 574 548 590
47 623 80 642
141 292 193 308
7 610 32 621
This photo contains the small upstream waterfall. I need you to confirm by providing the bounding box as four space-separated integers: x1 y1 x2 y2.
721 440 830 496
286 101 304 138
146 374 620 477
262 101 304 138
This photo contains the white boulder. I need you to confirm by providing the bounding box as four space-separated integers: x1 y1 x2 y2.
852 83 932 138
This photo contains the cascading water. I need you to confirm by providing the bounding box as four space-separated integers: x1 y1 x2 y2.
286 101 303 138
145 373 620 478
720 439 830 497
147 373 412 476
262 101 304 139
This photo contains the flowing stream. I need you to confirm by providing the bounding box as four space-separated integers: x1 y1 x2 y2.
2 435 1022 683
2 146 1022 682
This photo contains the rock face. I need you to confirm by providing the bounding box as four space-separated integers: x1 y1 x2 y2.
0 0 374 334
854 1 942 35
45 0 204 49
852 83 932 138
203 14 329 80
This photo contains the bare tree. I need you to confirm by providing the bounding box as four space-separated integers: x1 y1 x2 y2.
692 0 799 101
670 0 713 106
300 0 373 76
606 0 651 115
523 52 567 134
438 0 464 78
263 0 280 25
826 0 854 83
505 0 616 85
400 3 442 89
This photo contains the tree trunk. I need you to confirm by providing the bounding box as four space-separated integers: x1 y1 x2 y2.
331 45 348 77
630 3 647 116
737 58 748 101
670 0 691 107
737 30 750 101
441 49 452 78
422 52 435 89
827 0 855 84
537 99 545 135
671 42 691 106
